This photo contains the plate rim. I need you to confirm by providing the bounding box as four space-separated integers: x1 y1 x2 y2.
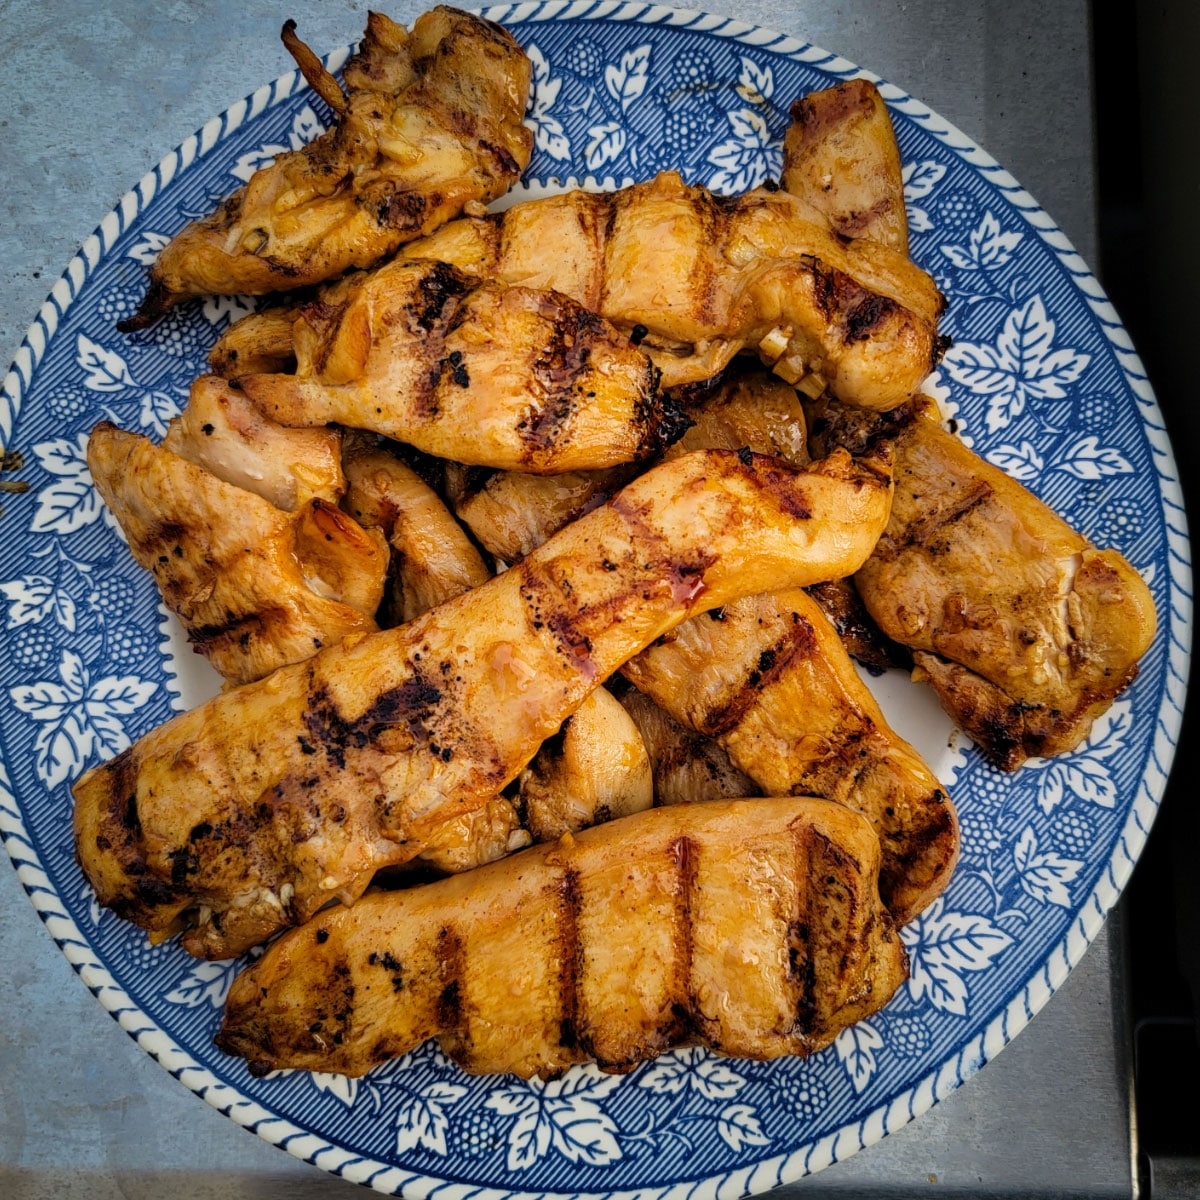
0 2 1191 1196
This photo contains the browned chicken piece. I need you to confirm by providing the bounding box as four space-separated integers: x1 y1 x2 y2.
518 684 653 842
454 369 806 563
121 8 533 328
208 307 299 377
215 798 908 1078
805 577 912 673
86 423 387 686
403 170 944 405
237 260 685 473
809 395 1158 769
162 374 344 511
782 79 909 254
416 796 531 874
73 446 892 958
622 589 958 924
341 435 490 627
618 686 759 806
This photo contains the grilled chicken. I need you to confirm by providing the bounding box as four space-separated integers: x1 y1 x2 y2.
402 170 944 404
618 686 759 806
518 684 653 842
86 423 387 685
782 80 909 254
341 435 490 626
806 577 912 673
73 446 892 958
208 306 299 377
121 8 533 328
809 395 1158 769
454 369 806 563
622 589 958 924
215 798 908 1078
237 260 685 473
162 374 344 511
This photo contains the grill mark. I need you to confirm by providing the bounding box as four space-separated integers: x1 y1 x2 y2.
788 820 820 1035
697 614 819 737
556 867 586 1054
669 835 699 1041
895 478 994 551
436 924 465 1032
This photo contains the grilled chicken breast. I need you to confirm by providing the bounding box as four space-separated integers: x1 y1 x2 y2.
618 686 759 806
74 446 892 958
208 306 300 377
216 798 908 1078
454 369 806 563
810 395 1157 769
87 423 387 685
341 435 490 626
162 374 344 511
403 170 944 405
622 589 958 924
782 80 909 253
122 8 533 327
237 260 685 473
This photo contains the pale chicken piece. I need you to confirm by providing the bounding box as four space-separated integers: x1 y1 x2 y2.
215 798 908 1078
622 589 959 924
122 8 533 327
782 79 909 253
86 423 387 686
208 306 299 377
73 446 893 959
341 435 490 626
454 368 807 563
618 686 759 806
403 170 945 405
237 260 684 473
162 374 344 511
416 796 530 874
809 394 1158 769
518 684 653 841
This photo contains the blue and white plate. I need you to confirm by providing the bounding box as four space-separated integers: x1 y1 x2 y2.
0 4 1190 1196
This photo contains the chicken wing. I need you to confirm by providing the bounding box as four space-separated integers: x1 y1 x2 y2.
236 260 686 473
87 423 387 686
215 798 908 1078
401 170 944 404
809 394 1157 769
121 8 533 328
622 589 958 923
74 445 892 958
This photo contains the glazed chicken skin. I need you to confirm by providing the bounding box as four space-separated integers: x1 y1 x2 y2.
216 798 908 1078
73 446 893 958
401 170 944 405
87 421 387 686
122 8 533 328
809 395 1158 769
623 589 958 923
782 79 909 254
236 260 684 473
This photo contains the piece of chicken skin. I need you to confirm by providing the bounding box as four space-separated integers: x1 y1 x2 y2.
162 374 344 511
809 394 1158 769
215 797 908 1078
237 260 685 473
86 423 386 686
782 79 909 254
622 589 958 924
454 368 807 563
341 435 490 627
617 685 759 806
121 8 533 328
402 170 944 405
73 445 893 959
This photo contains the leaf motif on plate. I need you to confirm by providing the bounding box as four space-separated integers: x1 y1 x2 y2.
604 44 652 112
75 335 135 393
835 1020 884 1093
394 1081 468 1156
30 437 103 536
902 899 1014 1017
1051 435 1133 481
714 1103 769 1151
163 958 241 1009
525 44 571 162
1013 825 1082 907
